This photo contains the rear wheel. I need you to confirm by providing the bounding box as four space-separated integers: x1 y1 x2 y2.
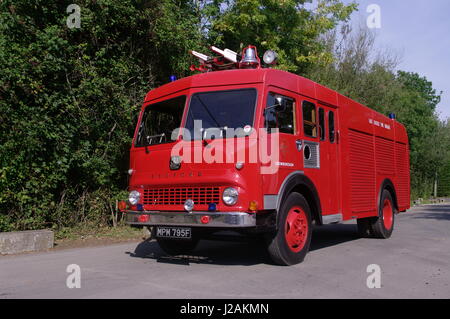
371 189 396 238
357 189 396 239
266 193 312 266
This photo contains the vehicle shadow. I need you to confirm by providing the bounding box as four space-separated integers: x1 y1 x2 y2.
126 223 361 266
309 224 360 252
126 239 270 266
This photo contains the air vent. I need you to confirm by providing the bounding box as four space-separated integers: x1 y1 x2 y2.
303 141 320 169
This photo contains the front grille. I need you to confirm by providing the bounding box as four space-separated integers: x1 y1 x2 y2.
143 187 221 206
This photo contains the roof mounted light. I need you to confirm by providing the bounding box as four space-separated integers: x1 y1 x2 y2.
263 50 278 65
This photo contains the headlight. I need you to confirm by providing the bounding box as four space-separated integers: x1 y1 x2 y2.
128 190 141 206
222 187 238 206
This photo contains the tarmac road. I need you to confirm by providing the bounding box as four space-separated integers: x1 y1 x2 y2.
0 204 449 299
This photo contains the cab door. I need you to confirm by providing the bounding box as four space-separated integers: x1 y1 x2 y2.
317 104 341 216
261 88 301 195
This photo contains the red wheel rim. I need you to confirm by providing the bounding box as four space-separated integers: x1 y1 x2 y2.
382 199 393 230
285 206 308 253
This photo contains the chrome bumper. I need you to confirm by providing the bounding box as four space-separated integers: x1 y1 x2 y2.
125 211 256 228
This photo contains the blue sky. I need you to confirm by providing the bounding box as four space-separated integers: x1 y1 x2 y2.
341 0 450 120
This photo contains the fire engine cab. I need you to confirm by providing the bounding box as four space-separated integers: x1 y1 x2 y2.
122 46 410 265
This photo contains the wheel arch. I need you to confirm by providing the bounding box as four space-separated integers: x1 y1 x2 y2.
378 178 399 212
276 171 322 226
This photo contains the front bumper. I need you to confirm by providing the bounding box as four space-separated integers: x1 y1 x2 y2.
125 211 256 228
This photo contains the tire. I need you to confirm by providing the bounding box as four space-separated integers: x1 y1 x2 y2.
266 192 312 266
156 237 199 255
357 189 396 239
371 189 396 238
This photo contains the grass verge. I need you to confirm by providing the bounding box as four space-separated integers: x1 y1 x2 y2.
54 223 144 250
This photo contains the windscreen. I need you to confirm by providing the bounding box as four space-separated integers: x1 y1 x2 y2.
184 89 257 140
135 95 186 147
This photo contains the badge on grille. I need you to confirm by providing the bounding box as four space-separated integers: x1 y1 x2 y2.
170 155 181 170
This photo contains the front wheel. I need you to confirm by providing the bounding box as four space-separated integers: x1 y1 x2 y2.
266 193 312 266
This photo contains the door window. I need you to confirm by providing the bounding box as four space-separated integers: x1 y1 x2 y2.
319 108 325 141
302 101 317 138
329 111 336 143
264 93 296 134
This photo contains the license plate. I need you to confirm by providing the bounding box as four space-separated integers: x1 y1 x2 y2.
156 227 192 239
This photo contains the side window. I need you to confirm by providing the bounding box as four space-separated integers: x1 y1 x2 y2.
329 111 335 143
319 108 325 141
302 101 317 138
264 93 296 134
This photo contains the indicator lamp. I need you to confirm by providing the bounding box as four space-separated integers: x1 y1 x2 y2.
249 200 258 212
118 201 127 212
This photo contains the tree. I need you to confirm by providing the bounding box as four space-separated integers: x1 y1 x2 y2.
202 0 357 72
436 120 450 197
307 26 443 199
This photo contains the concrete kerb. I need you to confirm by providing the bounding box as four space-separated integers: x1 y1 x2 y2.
0 230 54 255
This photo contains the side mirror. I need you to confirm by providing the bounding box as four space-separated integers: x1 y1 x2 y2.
264 96 288 120
274 97 287 112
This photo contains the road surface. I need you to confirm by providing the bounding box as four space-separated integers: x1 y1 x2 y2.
1 204 449 298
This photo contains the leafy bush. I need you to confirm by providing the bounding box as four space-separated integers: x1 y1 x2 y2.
0 0 203 231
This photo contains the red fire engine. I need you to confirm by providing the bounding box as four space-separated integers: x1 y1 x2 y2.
122 46 410 265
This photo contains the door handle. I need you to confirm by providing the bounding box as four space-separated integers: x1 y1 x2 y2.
296 140 303 151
